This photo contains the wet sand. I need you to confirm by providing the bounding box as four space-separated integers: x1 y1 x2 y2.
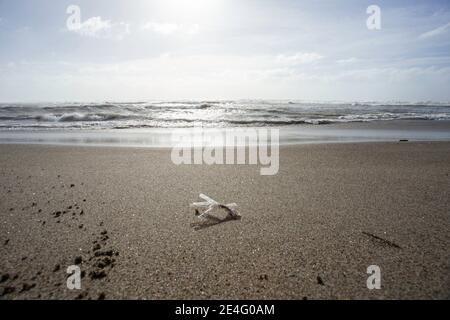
0 142 449 299
1 120 450 147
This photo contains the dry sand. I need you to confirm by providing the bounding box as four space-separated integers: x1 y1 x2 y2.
0 142 449 299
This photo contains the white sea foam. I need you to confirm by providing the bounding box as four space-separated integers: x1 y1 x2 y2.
0 100 449 130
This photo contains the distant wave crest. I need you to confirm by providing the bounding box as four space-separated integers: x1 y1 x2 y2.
0 101 449 130
35 113 131 122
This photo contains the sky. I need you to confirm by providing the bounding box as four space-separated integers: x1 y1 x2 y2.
0 0 449 102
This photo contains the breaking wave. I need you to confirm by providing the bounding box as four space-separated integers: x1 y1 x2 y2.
0 100 449 130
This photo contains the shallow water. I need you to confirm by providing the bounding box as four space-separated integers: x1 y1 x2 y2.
0 120 449 147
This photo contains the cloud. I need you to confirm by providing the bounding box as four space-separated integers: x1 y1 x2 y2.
419 22 450 39
276 52 323 65
69 16 130 40
3 54 450 101
337 57 359 64
141 22 199 36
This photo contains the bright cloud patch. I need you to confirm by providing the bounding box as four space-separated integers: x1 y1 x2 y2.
419 22 450 39
141 22 199 35
276 52 323 65
337 57 359 64
69 16 130 40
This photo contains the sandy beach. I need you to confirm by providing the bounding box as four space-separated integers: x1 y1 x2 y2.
0 142 449 300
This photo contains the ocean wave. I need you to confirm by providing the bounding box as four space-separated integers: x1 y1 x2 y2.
35 113 133 122
0 101 450 129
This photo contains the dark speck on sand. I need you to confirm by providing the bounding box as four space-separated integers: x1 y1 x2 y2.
74 256 82 265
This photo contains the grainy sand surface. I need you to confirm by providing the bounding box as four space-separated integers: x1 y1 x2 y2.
0 142 449 299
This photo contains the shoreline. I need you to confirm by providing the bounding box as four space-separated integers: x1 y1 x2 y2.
1 141 449 299
0 120 449 148
0 139 449 151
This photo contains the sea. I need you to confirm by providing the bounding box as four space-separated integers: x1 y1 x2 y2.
0 100 449 146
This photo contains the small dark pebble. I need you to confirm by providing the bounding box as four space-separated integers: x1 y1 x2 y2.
98 293 106 300
70 184 75 188
93 244 101 251
317 276 324 285
78 224 84 229
0 286 15 296
100 230 108 235
0 274 10 283
75 292 87 300
53 264 61 272
4 239 9 245
258 274 268 281
89 270 107 279
74 256 83 265
20 283 36 292
96 257 113 269
94 250 114 257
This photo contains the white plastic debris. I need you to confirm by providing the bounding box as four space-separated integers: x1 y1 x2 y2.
190 194 240 219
